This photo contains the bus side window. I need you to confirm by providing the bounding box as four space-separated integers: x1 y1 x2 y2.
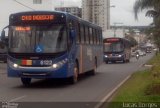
80 24 84 44
85 26 89 44
92 28 96 44
83 25 86 44
98 30 100 44
88 26 90 44
99 30 102 44
97 30 100 44
89 28 93 44
68 21 74 48
100 30 103 44
95 30 98 44
75 22 80 44
78 23 81 43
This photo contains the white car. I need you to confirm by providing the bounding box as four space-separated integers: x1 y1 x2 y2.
136 50 144 56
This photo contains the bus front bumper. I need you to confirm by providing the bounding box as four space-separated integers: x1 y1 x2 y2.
104 56 124 62
7 63 73 79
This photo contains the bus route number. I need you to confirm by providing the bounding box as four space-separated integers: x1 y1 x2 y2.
40 60 52 66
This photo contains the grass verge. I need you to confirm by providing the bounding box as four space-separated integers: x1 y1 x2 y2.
102 54 160 108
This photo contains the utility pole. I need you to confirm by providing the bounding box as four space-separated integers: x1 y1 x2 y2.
113 22 123 37
60 0 64 7
13 0 35 10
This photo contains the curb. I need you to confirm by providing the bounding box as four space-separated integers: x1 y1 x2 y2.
94 75 131 108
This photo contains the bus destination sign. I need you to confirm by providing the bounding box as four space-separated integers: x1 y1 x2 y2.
21 15 54 21
106 38 120 42
9 12 66 25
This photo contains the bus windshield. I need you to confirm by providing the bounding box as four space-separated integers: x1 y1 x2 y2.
104 42 124 52
9 25 67 53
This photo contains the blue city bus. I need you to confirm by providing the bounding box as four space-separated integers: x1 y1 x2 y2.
1 11 103 85
103 37 131 63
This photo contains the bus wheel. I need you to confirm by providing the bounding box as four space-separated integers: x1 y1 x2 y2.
69 63 79 84
21 78 31 86
122 59 126 63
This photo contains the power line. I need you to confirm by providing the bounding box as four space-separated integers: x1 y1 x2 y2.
13 0 35 11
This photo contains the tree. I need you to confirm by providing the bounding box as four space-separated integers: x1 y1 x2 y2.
134 0 160 49
134 0 160 24
125 34 138 47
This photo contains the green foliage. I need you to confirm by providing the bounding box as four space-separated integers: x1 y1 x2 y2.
151 64 160 84
148 53 160 65
146 54 160 95
134 0 160 48
134 0 160 20
111 71 154 101
105 54 160 108
106 70 160 108
125 35 138 47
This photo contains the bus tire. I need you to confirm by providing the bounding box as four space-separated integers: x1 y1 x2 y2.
21 78 31 86
123 59 126 63
127 59 130 63
69 62 79 84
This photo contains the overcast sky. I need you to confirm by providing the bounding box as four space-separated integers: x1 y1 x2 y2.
0 0 153 32
110 0 152 26
54 0 153 26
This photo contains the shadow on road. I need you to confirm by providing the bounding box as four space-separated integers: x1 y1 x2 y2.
13 73 100 89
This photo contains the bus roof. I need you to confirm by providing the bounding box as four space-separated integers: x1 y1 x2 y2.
9 11 102 29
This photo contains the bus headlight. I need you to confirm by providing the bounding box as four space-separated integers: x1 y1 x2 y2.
52 58 68 69
13 64 18 68
8 60 19 69
118 55 122 57
52 64 58 68
104 55 108 58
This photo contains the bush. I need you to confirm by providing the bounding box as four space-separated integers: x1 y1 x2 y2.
146 55 160 95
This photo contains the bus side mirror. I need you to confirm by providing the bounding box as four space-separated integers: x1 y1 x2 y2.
1 30 5 41
1 30 8 46
69 29 76 40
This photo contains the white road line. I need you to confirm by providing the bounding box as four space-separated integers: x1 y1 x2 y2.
94 75 131 108
9 95 26 102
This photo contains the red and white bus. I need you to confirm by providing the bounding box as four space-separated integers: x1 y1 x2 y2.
103 37 131 63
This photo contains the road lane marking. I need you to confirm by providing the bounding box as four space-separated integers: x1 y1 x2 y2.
9 95 26 102
94 75 131 108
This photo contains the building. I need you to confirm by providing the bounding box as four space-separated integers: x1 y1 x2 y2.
82 0 110 31
55 7 82 18
0 0 52 32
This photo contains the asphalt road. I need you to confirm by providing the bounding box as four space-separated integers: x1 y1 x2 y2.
0 53 154 108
